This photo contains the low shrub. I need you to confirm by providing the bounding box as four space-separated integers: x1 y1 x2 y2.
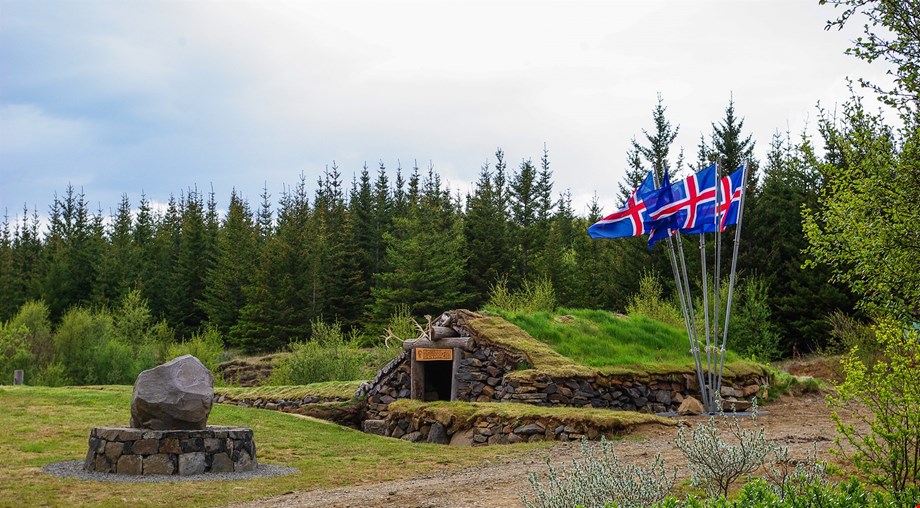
649 478 919 507
0 323 33 384
269 320 368 385
627 273 683 329
488 276 557 314
521 437 676 508
675 399 774 498
165 326 226 372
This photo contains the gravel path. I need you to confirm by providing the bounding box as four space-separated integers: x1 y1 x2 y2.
224 394 842 508
42 461 298 483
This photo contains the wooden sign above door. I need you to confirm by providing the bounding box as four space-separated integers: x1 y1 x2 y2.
415 348 453 362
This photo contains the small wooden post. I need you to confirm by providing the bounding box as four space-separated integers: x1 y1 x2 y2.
410 354 424 400
13 370 24 385
450 348 461 401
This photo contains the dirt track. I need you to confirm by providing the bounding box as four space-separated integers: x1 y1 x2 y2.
226 394 842 508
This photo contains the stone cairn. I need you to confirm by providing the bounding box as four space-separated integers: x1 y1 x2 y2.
83 355 258 475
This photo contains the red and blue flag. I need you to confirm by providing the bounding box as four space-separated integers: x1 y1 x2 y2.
587 171 657 239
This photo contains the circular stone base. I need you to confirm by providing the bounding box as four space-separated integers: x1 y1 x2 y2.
84 426 256 475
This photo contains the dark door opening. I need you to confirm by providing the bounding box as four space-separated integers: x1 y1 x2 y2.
423 360 453 401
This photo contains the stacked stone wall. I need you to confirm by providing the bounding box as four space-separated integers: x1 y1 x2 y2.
83 426 256 475
363 412 638 446
359 339 768 421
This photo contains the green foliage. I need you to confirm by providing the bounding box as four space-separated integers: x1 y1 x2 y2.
487 276 557 314
268 320 368 385
521 437 676 508
372 171 467 321
651 478 919 507
825 310 880 365
0 322 33 384
804 99 920 323
728 277 782 361
30 362 70 387
626 273 683 329
766 369 824 401
165 326 225 372
747 131 854 353
827 317 920 492
464 151 512 308
821 0 920 113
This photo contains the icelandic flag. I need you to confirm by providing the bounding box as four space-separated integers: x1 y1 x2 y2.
587 171 656 239
716 165 745 231
647 164 717 231
646 168 678 248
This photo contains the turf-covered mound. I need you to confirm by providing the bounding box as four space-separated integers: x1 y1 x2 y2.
358 310 770 424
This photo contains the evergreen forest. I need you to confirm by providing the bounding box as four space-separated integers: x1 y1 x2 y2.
2 94 878 363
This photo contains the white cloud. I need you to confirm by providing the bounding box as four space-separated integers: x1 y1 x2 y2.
0 0 900 215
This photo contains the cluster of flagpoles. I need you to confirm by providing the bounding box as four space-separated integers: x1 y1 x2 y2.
655 161 750 413
588 160 751 414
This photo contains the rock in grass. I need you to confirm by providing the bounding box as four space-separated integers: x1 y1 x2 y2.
130 355 213 430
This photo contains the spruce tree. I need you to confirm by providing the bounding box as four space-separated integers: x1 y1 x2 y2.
748 131 855 352
234 177 316 350
201 190 257 339
10 206 43 314
464 155 511 307
0 213 16 321
42 185 97 321
373 168 466 320
169 189 211 337
93 194 136 307
509 158 540 284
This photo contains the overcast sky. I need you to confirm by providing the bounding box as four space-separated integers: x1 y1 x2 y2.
0 0 890 222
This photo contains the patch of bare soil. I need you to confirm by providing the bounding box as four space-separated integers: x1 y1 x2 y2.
775 354 845 383
225 394 847 508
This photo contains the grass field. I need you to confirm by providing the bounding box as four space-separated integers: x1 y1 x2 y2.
488 308 765 378
0 386 549 508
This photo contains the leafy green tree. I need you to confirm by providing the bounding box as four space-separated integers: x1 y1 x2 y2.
804 99 920 322
821 0 920 114
828 317 920 493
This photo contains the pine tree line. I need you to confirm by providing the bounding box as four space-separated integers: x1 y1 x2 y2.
0 100 856 355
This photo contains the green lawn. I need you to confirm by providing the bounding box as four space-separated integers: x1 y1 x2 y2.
0 386 549 508
489 308 765 378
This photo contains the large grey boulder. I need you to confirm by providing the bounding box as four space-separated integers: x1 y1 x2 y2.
130 355 214 430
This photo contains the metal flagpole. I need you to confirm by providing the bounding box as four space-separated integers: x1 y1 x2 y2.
674 230 709 407
711 162 722 412
666 234 707 407
654 165 708 409
717 160 750 396
699 234 713 412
